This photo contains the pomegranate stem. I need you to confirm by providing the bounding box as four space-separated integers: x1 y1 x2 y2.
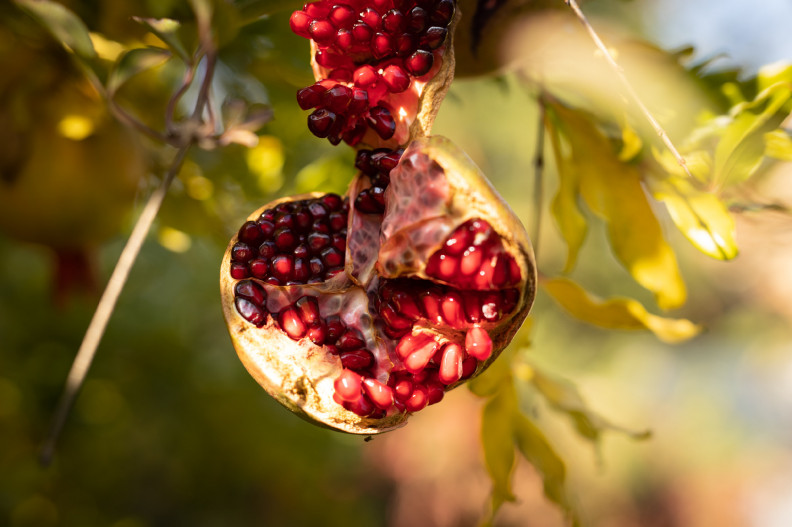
563 0 695 180
39 145 190 467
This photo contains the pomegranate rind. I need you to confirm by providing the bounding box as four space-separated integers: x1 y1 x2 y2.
221 193 408 434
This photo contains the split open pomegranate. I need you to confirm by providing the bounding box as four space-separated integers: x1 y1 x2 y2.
220 136 536 434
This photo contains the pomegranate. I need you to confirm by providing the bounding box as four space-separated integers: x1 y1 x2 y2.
220 136 536 434
290 0 458 148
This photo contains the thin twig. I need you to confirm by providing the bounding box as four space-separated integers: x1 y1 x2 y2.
39 145 190 467
532 100 546 257
563 0 695 180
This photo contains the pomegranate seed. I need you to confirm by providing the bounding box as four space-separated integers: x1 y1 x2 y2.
426 382 444 405
367 106 396 139
438 343 464 384
421 26 447 49
308 19 336 45
462 291 483 323
307 109 337 138
430 0 455 25
259 241 276 259
505 258 520 286
461 356 478 379
337 328 365 350
355 188 385 214
405 49 433 76
249 258 269 278
349 88 369 114
382 9 405 33
274 228 296 251
405 385 428 412
335 29 354 51
352 22 373 42
306 321 327 345
393 378 413 402
372 0 394 13
346 393 376 416
444 225 473 255
440 291 466 328
404 338 438 373
502 289 519 313
380 303 412 330
392 290 422 319
363 378 394 410
307 232 331 252
420 289 443 324
238 221 262 244
491 255 509 287
340 349 374 369
294 244 310 259
279 307 307 339
259 219 275 237
320 246 344 268
230 263 250 279
382 64 410 93
465 326 493 361
322 84 352 113
361 7 382 29
372 32 394 58
315 49 348 68
322 193 344 211
371 148 402 171
234 280 266 306
329 4 356 28
231 242 253 262
270 254 294 281
354 64 379 87
289 10 312 38
235 297 266 327
334 369 363 402
480 293 502 322
406 6 428 33
295 210 312 231
295 296 320 325
475 257 496 289
460 246 482 276
394 33 416 56
303 1 330 19
296 83 326 110
325 315 345 343
396 332 433 359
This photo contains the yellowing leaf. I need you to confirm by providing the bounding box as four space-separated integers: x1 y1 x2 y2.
618 119 643 162
526 365 651 444
647 174 738 260
547 102 687 309
481 384 517 522
513 414 578 526
545 107 587 273
543 277 702 343
765 129 792 161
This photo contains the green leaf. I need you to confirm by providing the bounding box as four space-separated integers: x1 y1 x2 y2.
543 277 702 343
480 383 517 523
524 365 651 445
132 17 191 63
545 106 588 273
15 0 96 60
646 173 738 260
513 413 579 526
107 47 171 95
548 101 687 310
714 83 791 185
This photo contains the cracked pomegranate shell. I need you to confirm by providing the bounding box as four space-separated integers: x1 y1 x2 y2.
221 136 536 434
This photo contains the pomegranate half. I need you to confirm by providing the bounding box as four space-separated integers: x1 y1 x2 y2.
221 136 536 434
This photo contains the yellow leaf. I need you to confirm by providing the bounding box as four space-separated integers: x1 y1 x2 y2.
765 129 792 161
618 119 643 162
647 174 738 260
548 102 687 309
543 277 702 344
545 107 587 273
481 383 517 519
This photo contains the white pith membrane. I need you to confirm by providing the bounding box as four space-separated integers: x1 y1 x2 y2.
220 136 536 434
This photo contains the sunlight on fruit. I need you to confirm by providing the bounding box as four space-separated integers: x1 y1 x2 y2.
246 135 284 193
57 114 96 141
158 226 192 253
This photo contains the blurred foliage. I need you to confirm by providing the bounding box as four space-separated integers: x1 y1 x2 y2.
2 0 792 526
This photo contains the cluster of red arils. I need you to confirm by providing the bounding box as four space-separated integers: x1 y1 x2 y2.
290 0 456 146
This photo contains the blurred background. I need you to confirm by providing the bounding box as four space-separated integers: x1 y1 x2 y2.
1 0 792 526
